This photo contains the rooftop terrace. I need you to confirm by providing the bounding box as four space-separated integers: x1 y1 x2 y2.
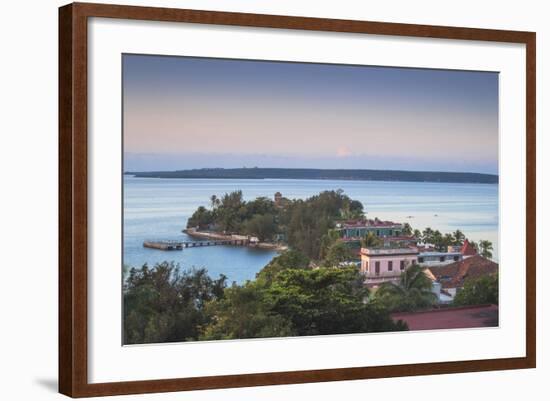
361 247 419 256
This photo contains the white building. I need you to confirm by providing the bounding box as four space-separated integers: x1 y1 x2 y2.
418 251 463 267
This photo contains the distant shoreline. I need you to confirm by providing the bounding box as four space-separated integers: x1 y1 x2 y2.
125 167 498 185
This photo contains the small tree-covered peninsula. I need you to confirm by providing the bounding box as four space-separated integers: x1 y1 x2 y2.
186 189 364 259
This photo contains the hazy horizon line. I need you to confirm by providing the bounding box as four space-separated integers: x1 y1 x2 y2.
124 166 498 177
123 151 498 175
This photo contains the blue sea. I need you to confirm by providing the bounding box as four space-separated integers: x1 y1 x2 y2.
123 176 499 283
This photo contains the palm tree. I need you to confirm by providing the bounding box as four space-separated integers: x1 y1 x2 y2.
478 240 493 259
375 264 437 312
422 227 434 244
319 229 343 260
402 223 412 236
361 232 382 248
452 229 465 245
210 194 220 209
413 229 422 240
443 233 455 250
432 230 444 251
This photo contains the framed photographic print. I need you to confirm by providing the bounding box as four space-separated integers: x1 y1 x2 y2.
59 2 536 397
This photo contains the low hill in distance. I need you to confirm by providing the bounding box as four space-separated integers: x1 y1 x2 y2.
126 168 498 184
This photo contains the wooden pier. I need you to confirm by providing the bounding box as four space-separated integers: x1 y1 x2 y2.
143 238 249 251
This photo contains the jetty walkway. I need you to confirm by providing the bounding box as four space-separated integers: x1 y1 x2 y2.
143 239 249 251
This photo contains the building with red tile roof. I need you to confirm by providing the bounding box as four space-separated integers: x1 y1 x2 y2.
426 254 498 290
391 304 498 331
461 239 478 257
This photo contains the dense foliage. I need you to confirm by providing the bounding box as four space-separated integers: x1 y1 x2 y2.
411 227 494 259
187 189 364 259
374 265 437 312
320 241 355 267
123 262 226 344
419 228 466 251
255 249 310 284
477 240 494 259
360 232 383 248
124 252 407 344
263 267 404 336
453 274 499 306
200 281 295 340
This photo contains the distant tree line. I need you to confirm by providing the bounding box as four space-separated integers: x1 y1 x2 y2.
128 167 498 184
402 224 494 259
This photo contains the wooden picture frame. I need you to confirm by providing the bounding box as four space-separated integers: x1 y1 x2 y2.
59 2 536 397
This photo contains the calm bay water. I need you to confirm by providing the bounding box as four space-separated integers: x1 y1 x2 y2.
123 176 499 283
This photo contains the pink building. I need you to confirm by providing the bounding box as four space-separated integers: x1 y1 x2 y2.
360 247 419 286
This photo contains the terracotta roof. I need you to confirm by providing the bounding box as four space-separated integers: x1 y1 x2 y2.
427 255 498 289
423 268 436 281
461 239 478 256
391 304 498 330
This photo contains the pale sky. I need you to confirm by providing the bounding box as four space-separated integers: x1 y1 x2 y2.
123 54 499 174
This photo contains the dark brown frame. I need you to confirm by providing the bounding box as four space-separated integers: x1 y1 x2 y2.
59 2 536 397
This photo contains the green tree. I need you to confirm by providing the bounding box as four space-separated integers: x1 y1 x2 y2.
201 282 294 340
319 228 342 260
286 201 332 259
123 262 226 344
431 230 444 251
453 274 498 306
217 190 246 232
478 240 494 259
244 197 276 218
266 267 404 336
244 214 277 242
375 264 437 312
203 266 406 340
186 206 213 229
321 241 354 267
340 198 364 219
283 190 365 258
443 233 455 249
452 229 465 245
422 227 434 244
402 223 413 236
361 232 383 248
210 194 220 209
256 249 309 285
